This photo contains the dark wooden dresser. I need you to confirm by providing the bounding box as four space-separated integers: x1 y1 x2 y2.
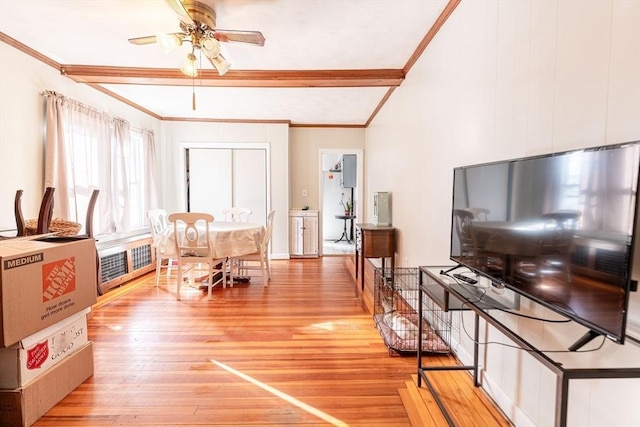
355 223 395 290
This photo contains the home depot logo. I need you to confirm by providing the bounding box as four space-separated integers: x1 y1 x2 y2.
42 257 76 302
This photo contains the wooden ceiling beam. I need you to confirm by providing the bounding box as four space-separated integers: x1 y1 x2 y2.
60 65 404 88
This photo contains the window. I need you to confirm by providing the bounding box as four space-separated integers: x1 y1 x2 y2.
44 92 158 237
125 128 149 231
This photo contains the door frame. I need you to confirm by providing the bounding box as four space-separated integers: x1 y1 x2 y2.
318 148 364 256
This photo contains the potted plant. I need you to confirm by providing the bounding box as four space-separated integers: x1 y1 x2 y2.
340 193 353 215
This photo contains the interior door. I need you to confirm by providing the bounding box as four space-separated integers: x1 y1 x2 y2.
188 149 232 215
233 149 267 225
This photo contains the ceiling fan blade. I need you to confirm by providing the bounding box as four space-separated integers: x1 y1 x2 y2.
165 0 195 26
214 30 265 46
128 35 159 45
129 32 186 46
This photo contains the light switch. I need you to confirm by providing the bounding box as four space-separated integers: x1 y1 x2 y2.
302 189 308 196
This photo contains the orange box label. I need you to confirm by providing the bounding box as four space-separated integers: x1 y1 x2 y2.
41 257 77 302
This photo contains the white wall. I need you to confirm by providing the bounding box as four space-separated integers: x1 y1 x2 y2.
0 41 161 230
366 1 640 426
289 127 365 210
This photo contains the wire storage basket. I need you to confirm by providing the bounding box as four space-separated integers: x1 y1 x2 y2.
373 267 450 356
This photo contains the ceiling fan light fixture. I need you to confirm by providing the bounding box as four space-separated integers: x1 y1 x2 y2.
156 32 182 52
180 52 198 77
200 37 221 57
211 55 231 76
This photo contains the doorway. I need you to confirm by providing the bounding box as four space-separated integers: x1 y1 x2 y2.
319 149 363 256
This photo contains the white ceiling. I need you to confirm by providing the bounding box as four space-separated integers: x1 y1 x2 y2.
0 0 451 125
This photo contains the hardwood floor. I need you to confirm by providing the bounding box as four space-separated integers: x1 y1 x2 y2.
34 257 510 426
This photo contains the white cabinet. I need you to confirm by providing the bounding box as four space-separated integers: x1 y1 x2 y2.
289 210 318 258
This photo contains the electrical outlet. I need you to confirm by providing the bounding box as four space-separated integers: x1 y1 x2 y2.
302 189 307 196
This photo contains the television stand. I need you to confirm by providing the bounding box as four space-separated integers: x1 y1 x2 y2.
417 266 640 427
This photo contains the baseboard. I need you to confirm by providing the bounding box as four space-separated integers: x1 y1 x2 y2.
482 372 535 427
271 253 290 260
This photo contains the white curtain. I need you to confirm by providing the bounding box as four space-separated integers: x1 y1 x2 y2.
43 91 160 236
112 118 131 232
143 129 160 211
44 92 70 214
44 91 111 234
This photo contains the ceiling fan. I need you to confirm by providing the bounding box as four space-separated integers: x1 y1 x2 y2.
128 0 265 76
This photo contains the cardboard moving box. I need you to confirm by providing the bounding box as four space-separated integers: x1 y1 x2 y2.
0 341 94 427
0 237 97 347
0 308 90 388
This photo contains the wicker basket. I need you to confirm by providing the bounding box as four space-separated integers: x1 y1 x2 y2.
25 218 82 236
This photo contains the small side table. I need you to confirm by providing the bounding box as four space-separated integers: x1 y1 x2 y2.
334 214 356 243
355 224 395 290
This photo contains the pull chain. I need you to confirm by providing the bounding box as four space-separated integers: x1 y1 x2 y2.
192 75 196 110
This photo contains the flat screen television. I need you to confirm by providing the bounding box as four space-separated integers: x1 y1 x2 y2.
449 141 640 349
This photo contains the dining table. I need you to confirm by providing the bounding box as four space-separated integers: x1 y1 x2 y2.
155 220 265 259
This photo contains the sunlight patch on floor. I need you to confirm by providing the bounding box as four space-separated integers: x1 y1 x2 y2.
210 359 349 427
310 321 336 331
323 240 355 255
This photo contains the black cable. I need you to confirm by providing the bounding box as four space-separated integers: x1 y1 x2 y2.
444 270 572 323
440 268 606 353
456 301 608 354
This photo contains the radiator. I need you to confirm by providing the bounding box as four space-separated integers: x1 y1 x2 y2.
98 235 155 293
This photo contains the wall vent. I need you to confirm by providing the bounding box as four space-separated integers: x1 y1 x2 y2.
101 251 128 283
131 244 152 270
98 236 155 293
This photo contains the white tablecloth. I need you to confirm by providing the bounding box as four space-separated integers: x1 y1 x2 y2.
155 221 264 259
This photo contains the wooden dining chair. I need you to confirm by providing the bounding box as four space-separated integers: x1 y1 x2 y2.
14 189 26 236
222 207 252 222
84 189 100 238
36 187 55 234
148 209 176 287
234 210 275 285
75 189 103 297
168 212 227 300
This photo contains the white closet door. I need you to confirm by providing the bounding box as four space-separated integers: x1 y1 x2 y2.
232 149 267 225
188 148 267 224
188 149 232 215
